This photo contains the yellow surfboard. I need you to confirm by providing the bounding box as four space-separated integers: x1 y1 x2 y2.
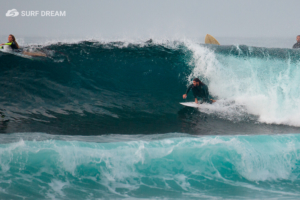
205 34 220 45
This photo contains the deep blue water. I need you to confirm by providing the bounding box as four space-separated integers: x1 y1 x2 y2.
0 40 300 199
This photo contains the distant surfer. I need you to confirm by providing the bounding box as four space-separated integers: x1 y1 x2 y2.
146 39 153 43
0 34 46 57
292 35 300 49
183 78 216 104
0 34 20 50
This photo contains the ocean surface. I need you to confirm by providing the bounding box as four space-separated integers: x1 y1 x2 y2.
0 37 300 199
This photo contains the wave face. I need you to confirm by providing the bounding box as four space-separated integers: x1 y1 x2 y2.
0 40 300 135
0 133 299 199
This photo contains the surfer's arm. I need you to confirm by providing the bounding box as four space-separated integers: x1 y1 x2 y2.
203 85 216 103
0 42 12 46
186 84 192 94
195 98 198 104
201 85 210 101
183 84 193 99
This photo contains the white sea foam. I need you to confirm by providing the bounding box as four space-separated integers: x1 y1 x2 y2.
184 41 300 126
0 133 299 198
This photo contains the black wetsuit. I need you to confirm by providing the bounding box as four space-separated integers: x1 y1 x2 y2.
10 41 18 49
293 42 300 49
185 83 212 104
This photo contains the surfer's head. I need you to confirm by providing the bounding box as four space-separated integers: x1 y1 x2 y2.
8 34 14 42
297 35 300 43
8 34 19 49
193 78 203 86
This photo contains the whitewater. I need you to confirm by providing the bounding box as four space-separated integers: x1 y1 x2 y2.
0 38 300 199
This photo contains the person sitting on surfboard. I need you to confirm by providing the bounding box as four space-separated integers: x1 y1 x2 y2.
0 34 19 50
292 35 300 49
183 78 216 104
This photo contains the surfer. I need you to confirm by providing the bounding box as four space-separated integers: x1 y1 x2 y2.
292 35 300 49
0 34 46 57
0 34 20 50
183 78 216 104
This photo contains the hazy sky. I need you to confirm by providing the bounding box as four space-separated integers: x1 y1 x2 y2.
1 0 300 41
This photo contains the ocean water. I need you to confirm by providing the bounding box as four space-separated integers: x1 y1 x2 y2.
0 38 300 199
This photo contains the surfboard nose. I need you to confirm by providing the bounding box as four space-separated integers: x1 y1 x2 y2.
205 34 220 45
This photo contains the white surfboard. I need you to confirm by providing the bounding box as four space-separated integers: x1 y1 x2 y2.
0 49 33 59
180 102 202 108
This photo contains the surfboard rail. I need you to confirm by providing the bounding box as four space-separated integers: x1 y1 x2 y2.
180 102 201 108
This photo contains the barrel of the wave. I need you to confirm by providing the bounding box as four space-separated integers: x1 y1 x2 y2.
205 34 220 45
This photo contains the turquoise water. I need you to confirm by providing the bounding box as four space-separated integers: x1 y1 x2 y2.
0 39 300 198
0 133 300 199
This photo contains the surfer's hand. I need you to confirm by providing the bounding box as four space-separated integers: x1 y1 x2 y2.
183 94 187 99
